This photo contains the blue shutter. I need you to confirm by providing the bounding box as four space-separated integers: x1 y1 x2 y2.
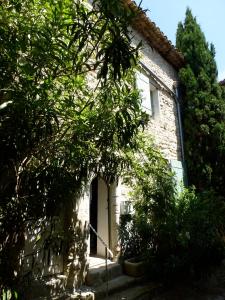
136 71 152 114
170 160 184 192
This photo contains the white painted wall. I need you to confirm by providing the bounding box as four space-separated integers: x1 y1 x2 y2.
97 178 109 257
109 181 120 256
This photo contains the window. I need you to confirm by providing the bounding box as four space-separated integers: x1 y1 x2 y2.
120 200 134 215
136 70 160 119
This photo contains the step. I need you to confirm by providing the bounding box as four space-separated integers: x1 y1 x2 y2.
88 256 114 268
106 282 163 300
93 274 144 299
50 281 162 300
86 262 122 287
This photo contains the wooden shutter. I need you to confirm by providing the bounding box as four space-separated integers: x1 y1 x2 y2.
170 159 184 192
136 71 152 114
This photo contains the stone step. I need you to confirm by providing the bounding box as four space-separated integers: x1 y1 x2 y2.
42 281 162 300
86 262 122 287
106 282 163 300
93 274 144 299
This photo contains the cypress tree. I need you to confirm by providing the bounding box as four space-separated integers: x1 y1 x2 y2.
176 8 225 194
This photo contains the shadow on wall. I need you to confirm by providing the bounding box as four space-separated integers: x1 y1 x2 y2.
20 206 89 299
64 212 89 291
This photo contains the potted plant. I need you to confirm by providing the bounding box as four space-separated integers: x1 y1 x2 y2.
124 256 145 277
119 215 146 277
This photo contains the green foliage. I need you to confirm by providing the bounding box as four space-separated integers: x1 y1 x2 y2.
164 189 225 278
119 214 143 260
176 8 225 194
121 135 177 262
121 137 225 279
0 0 143 293
124 135 176 222
1 289 18 300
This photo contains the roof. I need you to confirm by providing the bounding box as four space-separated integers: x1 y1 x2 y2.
124 0 185 70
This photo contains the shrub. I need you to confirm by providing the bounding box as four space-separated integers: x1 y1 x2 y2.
119 214 143 260
121 137 225 279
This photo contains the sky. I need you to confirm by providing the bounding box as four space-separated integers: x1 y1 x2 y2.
141 0 225 81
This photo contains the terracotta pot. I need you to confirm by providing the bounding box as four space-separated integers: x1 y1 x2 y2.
124 257 145 277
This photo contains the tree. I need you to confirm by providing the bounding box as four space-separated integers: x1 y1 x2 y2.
176 8 225 194
0 0 143 294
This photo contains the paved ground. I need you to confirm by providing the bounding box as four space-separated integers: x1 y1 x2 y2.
151 261 225 300
153 284 225 300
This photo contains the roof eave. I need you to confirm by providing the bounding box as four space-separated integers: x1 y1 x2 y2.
124 0 185 70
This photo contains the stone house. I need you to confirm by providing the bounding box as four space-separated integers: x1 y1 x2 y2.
76 1 185 262
22 2 185 297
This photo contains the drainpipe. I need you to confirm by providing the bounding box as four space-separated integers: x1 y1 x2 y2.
174 86 188 186
174 87 185 162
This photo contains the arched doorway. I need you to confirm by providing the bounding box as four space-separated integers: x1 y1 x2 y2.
89 177 109 257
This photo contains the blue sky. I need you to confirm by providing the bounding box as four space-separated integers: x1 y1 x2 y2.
140 0 225 81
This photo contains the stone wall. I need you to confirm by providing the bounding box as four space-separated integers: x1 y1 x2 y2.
132 30 178 91
132 29 182 161
149 89 181 161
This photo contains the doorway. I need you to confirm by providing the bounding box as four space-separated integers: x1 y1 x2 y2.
90 177 98 255
89 177 109 257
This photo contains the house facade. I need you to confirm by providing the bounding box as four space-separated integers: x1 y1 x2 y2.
76 3 185 261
